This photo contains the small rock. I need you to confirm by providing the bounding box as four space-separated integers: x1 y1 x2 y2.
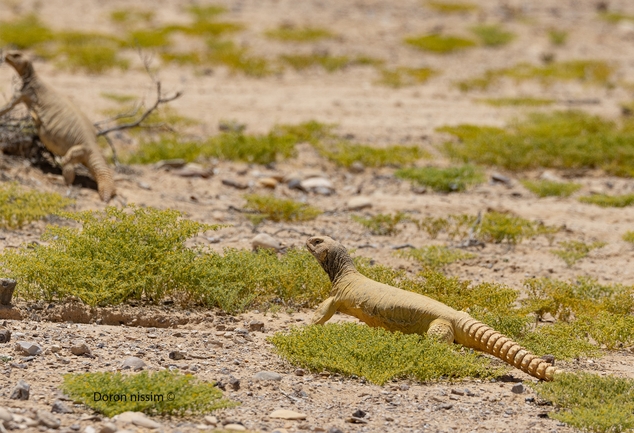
169 350 186 360
491 173 512 186
84 427 97 433
345 417 367 424
204 415 218 426
228 376 240 391
248 320 264 332
0 406 13 424
540 171 563 182
36 410 60 429
300 177 334 195
411 185 427 194
251 233 282 252
400 384 410 391
121 356 146 371
287 178 305 191
511 383 525 394
541 354 556 365
155 159 186 170
222 179 249 190
257 177 278 189
15 341 42 356
223 424 246 431
10 379 30 400
49 345 62 353
439 403 453 410
218 120 246 133
349 161 365 173
51 400 74 414
271 429 289 433
351 409 366 418
116 411 161 429
70 342 92 356
540 312 556 323
450 389 464 396
327 428 344 433
173 163 213 178
99 422 117 433
0 329 10 344
253 371 282 381
270 409 307 420
346 196 372 211
294 368 306 376
137 181 151 190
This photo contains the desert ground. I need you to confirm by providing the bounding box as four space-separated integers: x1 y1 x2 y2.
1 0 634 432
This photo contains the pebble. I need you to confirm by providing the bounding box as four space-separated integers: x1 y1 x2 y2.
511 383 525 394
271 429 289 433
222 179 249 190
99 423 117 433
257 177 278 189
346 196 372 211
491 173 512 186
137 181 151 190
351 409 366 418
9 379 29 400
300 177 334 195
349 161 365 173
270 410 307 420
204 415 218 426
327 428 344 433
84 427 97 433
251 233 282 252
0 406 13 424
70 342 92 356
15 341 42 356
0 329 10 344
121 356 146 371
169 350 186 360
248 320 264 332
541 354 556 364
36 410 60 429
51 400 74 414
294 368 306 376
173 163 213 178
345 417 367 424
154 159 186 170
287 178 305 191
253 371 282 381
228 376 240 391
116 411 161 429
223 424 246 431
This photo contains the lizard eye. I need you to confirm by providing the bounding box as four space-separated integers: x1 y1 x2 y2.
313 239 322 245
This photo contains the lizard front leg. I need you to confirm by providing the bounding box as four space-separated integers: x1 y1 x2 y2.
310 297 338 325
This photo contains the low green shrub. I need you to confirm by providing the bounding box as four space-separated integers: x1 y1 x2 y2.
548 29 568 46
425 1 478 14
551 240 606 267
376 67 437 88
280 53 352 72
0 182 74 229
265 26 335 42
405 34 477 54
316 142 425 168
518 323 599 360
578 193 634 207
206 40 272 77
478 97 555 107
521 179 581 197
269 323 498 385
457 60 613 91
470 24 515 47
441 111 634 176
395 165 484 193
352 212 407 236
623 231 634 245
61 371 235 417
0 14 53 49
397 246 475 269
534 373 634 433
243 194 321 224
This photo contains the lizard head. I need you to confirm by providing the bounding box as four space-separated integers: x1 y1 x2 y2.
306 236 356 282
4 50 34 79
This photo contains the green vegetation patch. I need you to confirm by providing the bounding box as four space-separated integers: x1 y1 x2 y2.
61 370 235 417
0 182 73 229
0 14 53 49
352 212 407 236
316 142 426 168
244 194 321 224
395 165 484 193
265 25 335 42
441 111 634 176
623 231 634 245
521 179 581 198
551 240 606 267
405 34 477 54
54 32 129 73
206 40 272 77
269 323 498 385
280 53 353 72
548 29 568 46
377 67 437 88
470 24 515 47
534 373 634 433
579 193 634 208
599 11 634 24
425 1 478 14
397 246 475 270
478 97 555 107
458 60 613 91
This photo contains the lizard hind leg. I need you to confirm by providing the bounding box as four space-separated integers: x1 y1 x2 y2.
427 318 454 344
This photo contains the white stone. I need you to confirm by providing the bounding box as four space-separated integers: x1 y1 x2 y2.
346 196 372 211
251 233 282 251
270 409 307 420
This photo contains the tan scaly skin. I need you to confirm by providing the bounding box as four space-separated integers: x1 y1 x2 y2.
306 235 562 381
0 51 116 202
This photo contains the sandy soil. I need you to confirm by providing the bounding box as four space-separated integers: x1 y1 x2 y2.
1 0 634 432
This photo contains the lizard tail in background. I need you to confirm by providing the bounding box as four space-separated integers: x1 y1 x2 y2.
86 151 116 202
455 316 561 381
